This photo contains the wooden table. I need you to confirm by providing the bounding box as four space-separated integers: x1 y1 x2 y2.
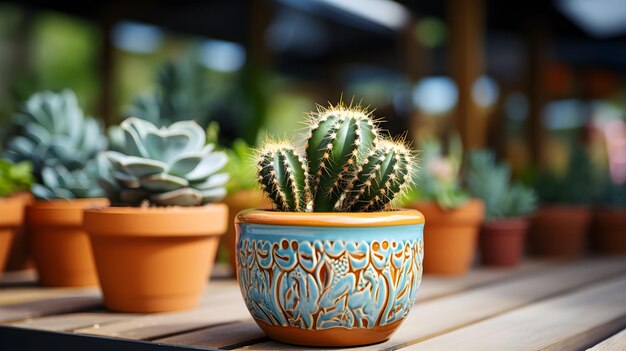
1 257 625 350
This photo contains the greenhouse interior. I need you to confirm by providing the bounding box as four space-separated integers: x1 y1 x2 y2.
0 0 625 350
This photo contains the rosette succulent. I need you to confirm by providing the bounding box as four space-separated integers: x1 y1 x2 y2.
256 103 416 212
3 90 107 199
101 117 229 206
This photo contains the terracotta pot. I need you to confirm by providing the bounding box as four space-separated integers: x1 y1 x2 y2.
480 218 529 267
27 198 107 286
6 192 34 271
0 195 25 276
529 205 591 258
221 189 271 274
85 204 228 313
236 209 425 347
408 200 484 275
591 208 626 254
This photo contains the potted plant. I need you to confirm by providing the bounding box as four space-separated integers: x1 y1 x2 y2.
531 145 594 258
405 135 484 275
85 117 229 313
4 90 108 286
235 103 423 347
0 159 33 276
220 136 270 273
467 150 537 266
591 178 626 253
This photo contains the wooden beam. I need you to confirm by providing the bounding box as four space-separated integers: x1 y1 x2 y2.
447 0 486 150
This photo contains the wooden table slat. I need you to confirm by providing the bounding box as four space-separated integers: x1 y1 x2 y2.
587 328 626 351
402 275 626 351
158 320 267 349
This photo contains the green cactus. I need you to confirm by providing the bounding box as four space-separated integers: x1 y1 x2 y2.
256 103 416 212
4 90 107 178
257 143 309 212
101 117 229 207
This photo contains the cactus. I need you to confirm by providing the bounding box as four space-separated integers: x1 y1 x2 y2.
4 90 107 178
101 117 229 207
256 103 416 212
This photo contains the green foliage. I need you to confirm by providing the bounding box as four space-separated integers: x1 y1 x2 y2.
467 150 537 220
404 135 469 210
597 174 626 208
535 145 594 205
224 139 258 194
256 103 416 212
3 90 107 199
101 118 229 207
0 159 33 198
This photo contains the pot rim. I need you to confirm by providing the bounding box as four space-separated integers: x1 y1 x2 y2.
236 209 424 227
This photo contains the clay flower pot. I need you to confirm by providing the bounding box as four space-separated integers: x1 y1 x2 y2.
591 208 626 254
221 189 271 274
480 218 529 267
0 195 26 276
84 204 228 313
27 198 107 286
5 192 34 271
529 205 591 258
235 209 424 347
408 200 484 275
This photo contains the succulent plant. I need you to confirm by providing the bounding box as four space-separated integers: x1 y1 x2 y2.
467 150 537 220
256 103 416 212
4 90 107 179
32 156 107 199
101 117 229 207
404 135 469 210
0 159 33 198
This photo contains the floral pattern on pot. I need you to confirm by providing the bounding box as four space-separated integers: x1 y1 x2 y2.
236 223 424 331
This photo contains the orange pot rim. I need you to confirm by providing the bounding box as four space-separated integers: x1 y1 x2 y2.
0 195 24 227
84 203 228 237
27 198 110 227
236 209 424 227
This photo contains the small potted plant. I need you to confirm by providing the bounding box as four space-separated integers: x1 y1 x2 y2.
531 145 593 258
591 178 626 253
236 103 423 347
405 135 484 275
0 159 33 276
467 150 537 266
85 117 229 313
4 90 108 286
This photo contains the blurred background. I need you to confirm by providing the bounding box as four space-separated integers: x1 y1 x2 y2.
1 0 625 182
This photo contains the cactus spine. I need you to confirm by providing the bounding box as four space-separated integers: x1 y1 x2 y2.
256 102 417 212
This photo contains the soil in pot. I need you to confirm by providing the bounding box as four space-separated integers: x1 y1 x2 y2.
409 199 484 275
529 205 591 258
84 204 228 313
220 189 270 275
0 196 25 276
6 192 34 271
235 209 425 347
591 208 626 254
27 198 107 286
480 218 529 266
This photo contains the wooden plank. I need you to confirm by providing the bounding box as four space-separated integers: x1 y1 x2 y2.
0 269 37 287
75 282 248 340
239 257 626 350
157 320 267 349
0 285 99 306
0 292 102 323
155 260 547 348
7 311 139 332
587 328 626 351
403 275 626 351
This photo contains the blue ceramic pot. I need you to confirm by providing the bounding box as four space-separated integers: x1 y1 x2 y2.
235 209 424 347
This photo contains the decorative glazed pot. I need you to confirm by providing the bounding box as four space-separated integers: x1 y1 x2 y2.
27 198 107 286
84 204 228 313
221 189 271 275
235 209 424 347
529 205 591 258
590 208 626 254
408 200 484 275
480 218 529 267
6 192 34 271
0 195 25 276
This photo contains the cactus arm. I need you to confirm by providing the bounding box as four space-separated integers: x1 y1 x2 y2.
257 144 308 212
